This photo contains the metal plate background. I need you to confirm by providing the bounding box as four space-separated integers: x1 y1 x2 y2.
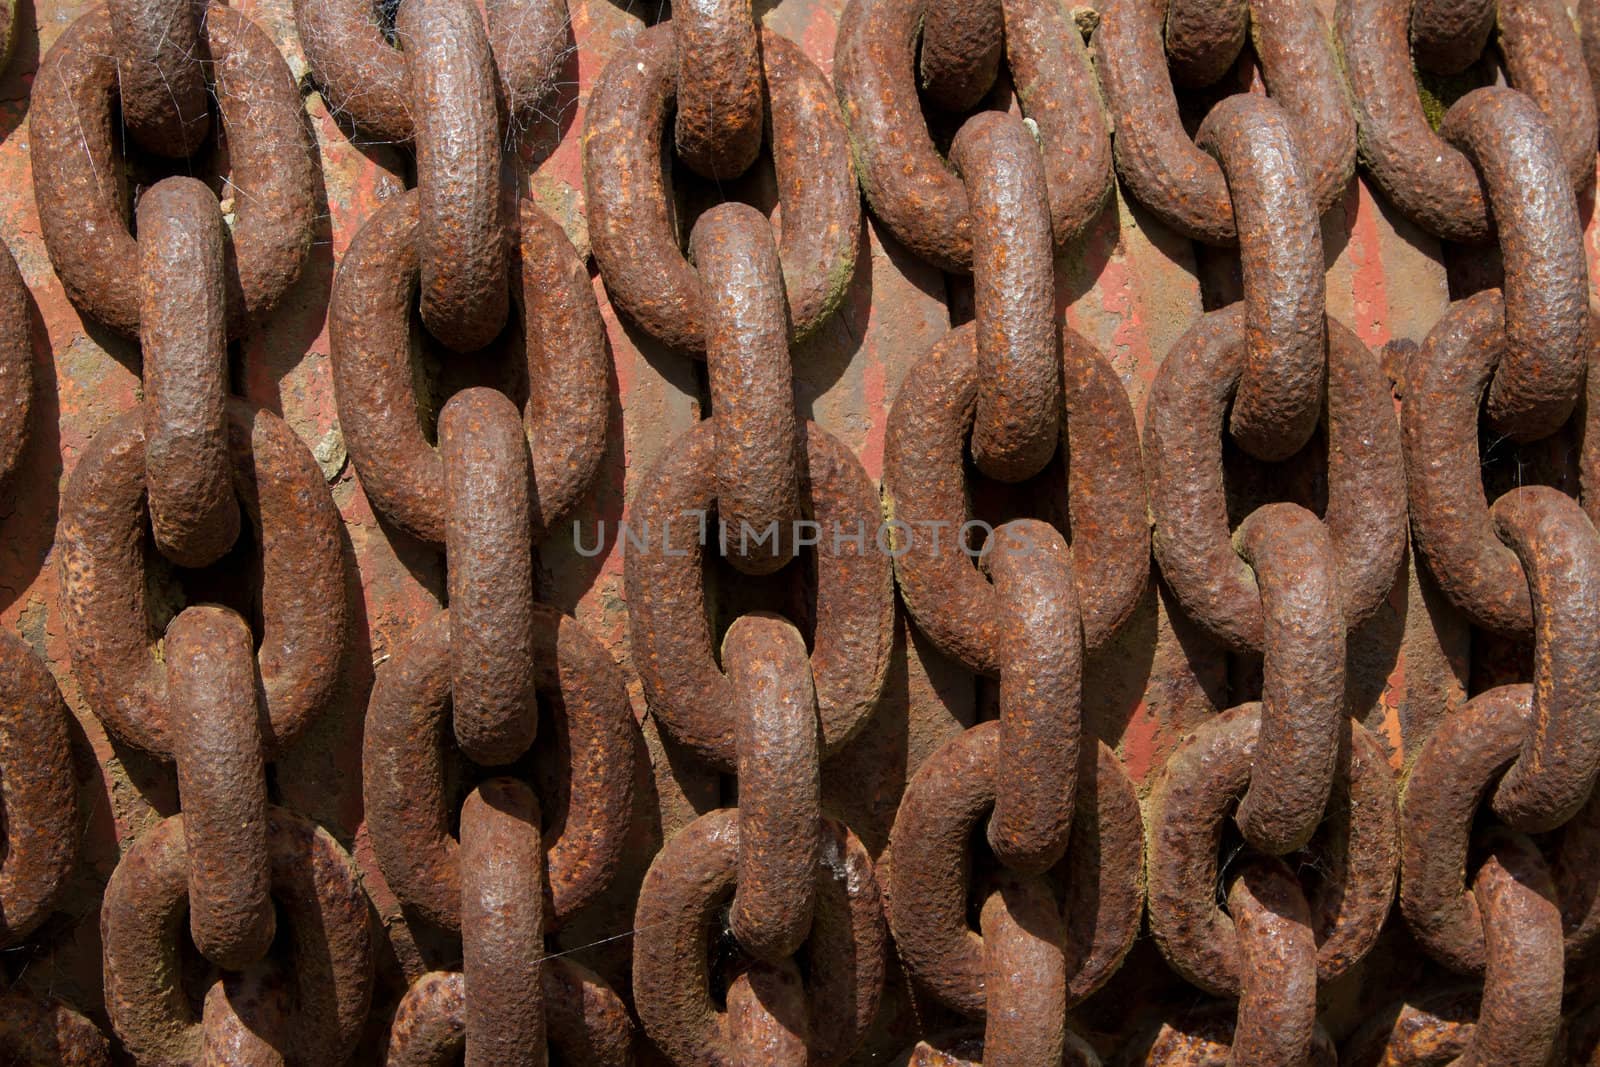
0 0 1586 1057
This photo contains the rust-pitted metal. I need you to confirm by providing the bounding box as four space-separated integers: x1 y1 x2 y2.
979 877 1067 1067
0 630 79 948
0 0 15 72
106 0 208 156
917 0 1003 111
1409 0 1496 74
1144 705 1399 997
30 4 316 339
624 419 893 771
481 0 569 119
673 0 764 179
586 26 857 354
725 614 820 964
1441 88 1588 443
441 389 537 767
1094 0 1355 244
1123 1006 1337 1066
388 962 634 1066
1164 0 1248 86
1193 95 1327 462
137 178 240 570
884 323 1148 675
1058 750 1145 1006
983 519 1081 874
727 960 809 1066
1145 306 1406 653
294 0 568 142
26 0 1600 1047
390 966 633 1067
168 606 275 972
399 0 508 353
632 809 884 1067
529 959 635 1066
1338 0 1597 243
0 991 112 1066
1586 0 1600 140
1403 292 1600 638
1232 504 1344 856
1554 782 1600 961
101 809 373 1066
1463 833 1564 1066
0 238 30 487
198 967 291 1067
1399 684 1600 969
293 0 412 141
330 193 608 545
1346 976 1560 1067
893 1030 1102 1066
834 0 1111 272
1486 488 1600 831
59 401 345 758
892 1032 987 1067
691 204 801 576
363 608 635 931
1400 685 1522 973
1226 861 1318 1067
886 723 1144 1017
388 973 467 1067
460 779 546 1067
1341 986 1479 1066
950 112 1060 485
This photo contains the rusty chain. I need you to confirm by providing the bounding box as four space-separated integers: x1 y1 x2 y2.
2 0 1600 1060
311 0 642 1053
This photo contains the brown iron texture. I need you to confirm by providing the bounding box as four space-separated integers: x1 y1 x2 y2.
6 0 1600 1060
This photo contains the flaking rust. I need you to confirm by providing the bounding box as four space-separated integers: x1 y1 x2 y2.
362 608 636 932
30 5 316 338
584 25 859 353
8 0 1600 1056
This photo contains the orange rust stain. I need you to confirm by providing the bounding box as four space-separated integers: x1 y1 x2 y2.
858 354 887 482
798 5 842 77
1118 700 1161 783
1093 251 1152 386
1346 181 1392 350
1068 204 1157 394
1377 660 1405 771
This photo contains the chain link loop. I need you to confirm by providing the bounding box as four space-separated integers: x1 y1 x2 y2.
8 0 1600 1056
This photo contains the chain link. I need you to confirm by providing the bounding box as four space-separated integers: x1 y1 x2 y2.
6 0 1600 1059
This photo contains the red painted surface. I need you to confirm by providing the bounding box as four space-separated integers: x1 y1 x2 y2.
0 0 1580 1057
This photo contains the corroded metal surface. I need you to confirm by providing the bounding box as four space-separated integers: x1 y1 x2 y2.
835 0 1111 271
671 0 763 179
584 25 859 352
29 5 317 338
105 0 207 156
400 0 508 353
167 605 275 971
951 112 1060 484
1193 95 1326 461
100 808 373 1064
1144 306 1405 652
1338 0 1596 243
137 179 240 569
632 809 884 1066
1095 0 1354 244
362 607 634 931
3 0 1600 1059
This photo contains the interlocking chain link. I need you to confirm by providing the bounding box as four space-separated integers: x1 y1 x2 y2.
4 0 1600 1060
308 0 641 1051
